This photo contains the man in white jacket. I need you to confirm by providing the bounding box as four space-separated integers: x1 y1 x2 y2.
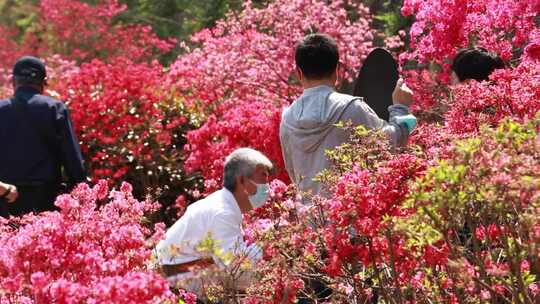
155 148 271 293
280 33 416 198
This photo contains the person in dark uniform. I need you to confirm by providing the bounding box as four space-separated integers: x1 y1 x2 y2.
0 56 86 217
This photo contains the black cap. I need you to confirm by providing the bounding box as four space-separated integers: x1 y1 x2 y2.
12 56 47 82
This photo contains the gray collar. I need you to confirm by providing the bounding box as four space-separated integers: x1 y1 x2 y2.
302 85 334 96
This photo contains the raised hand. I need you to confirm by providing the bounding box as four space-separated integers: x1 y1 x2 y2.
392 78 414 106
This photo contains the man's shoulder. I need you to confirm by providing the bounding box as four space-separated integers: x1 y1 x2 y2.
330 92 372 115
29 94 65 108
328 91 362 104
0 98 10 109
281 103 293 118
288 90 360 108
187 190 229 216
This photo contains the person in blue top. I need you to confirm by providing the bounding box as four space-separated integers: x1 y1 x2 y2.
0 56 86 217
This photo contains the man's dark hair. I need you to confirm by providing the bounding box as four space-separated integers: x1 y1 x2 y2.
451 48 504 82
295 33 339 79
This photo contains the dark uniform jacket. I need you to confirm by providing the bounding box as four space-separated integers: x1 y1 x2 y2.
0 86 86 216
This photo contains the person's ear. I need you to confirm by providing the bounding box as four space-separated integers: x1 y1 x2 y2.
450 71 460 85
296 67 304 82
330 66 339 86
236 175 245 189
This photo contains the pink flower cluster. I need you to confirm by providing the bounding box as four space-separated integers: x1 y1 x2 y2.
44 57 199 222
402 0 539 65
445 60 540 134
0 0 174 88
322 155 425 277
185 100 287 192
0 181 195 303
53 59 172 180
169 0 376 193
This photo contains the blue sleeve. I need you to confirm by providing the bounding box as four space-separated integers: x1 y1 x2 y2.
55 103 87 184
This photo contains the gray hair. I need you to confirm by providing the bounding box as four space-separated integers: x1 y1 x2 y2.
223 148 273 192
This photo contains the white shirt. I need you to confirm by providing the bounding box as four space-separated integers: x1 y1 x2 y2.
156 188 260 266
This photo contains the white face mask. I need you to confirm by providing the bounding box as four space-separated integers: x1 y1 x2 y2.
248 181 269 209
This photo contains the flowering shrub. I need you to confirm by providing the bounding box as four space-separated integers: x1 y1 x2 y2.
184 100 287 192
39 0 174 63
401 0 539 65
445 60 540 134
170 0 376 193
48 58 199 223
398 117 540 303
405 49 540 144
0 181 196 303
242 127 426 303
240 115 540 303
400 0 539 121
0 0 174 70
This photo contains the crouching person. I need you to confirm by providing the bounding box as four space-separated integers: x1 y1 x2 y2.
155 148 272 297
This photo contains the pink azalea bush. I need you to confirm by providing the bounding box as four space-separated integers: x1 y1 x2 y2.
0 0 538 302
401 0 539 65
445 60 540 134
46 58 199 223
0 181 196 303
39 0 175 62
0 0 174 71
400 0 540 121
241 116 539 303
170 0 376 193
399 117 540 303
242 128 427 302
53 59 180 180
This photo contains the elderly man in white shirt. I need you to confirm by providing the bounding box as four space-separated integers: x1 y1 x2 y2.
155 148 272 292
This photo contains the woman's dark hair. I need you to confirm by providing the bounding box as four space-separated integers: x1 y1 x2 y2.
295 33 339 80
451 47 505 82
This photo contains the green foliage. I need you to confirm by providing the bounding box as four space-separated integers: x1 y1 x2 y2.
120 0 241 39
118 0 272 63
363 0 413 45
319 123 392 181
397 117 540 302
403 117 540 238
0 0 39 39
